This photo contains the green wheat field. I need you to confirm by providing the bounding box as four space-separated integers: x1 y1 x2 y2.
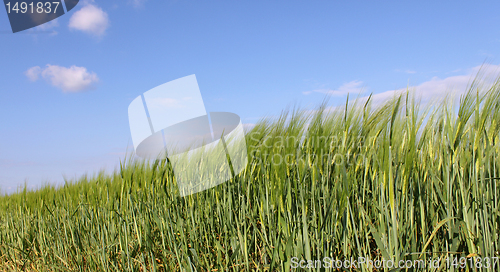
1 74 500 271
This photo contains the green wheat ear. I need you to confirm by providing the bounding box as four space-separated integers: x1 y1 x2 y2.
1 71 500 271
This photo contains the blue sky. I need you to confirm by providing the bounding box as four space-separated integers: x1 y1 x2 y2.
1 0 500 193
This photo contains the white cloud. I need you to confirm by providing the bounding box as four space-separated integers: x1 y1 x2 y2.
25 65 99 92
68 4 109 36
359 64 500 107
35 19 59 30
242 123 256 128
25 66 42 81
23 18 59 36
306 64 500 116
243 123 256 133
447 68 462 74
303 80 365 96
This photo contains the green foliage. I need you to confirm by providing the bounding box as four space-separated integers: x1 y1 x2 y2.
1 75 500 271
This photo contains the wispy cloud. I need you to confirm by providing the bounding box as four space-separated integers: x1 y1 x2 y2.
243 123 256 133
68 3 109 36
303 80 365 96
25 66 42 81
146 96 193 109
446 68 462 74
360 64 500 107
23 19 59 36
25 65 99 92
478 49 494 58
309 64 500 116
35 19 59 30
394 69 417 74
129 0 148 8
148 98 182 108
